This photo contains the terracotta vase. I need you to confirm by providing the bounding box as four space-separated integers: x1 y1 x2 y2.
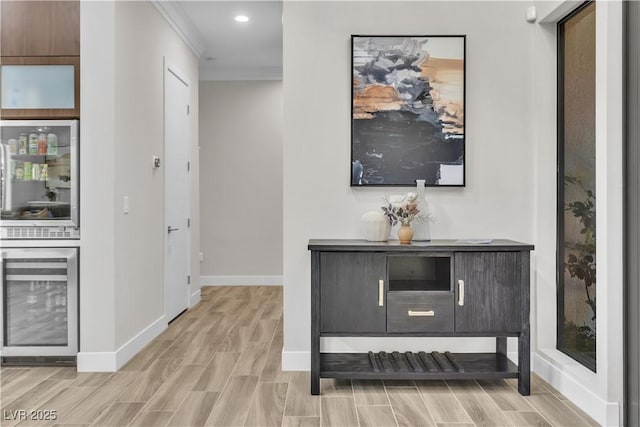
398 224 414 244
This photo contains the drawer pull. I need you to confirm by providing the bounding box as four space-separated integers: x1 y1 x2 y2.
379 279 384 306
458 279 465 306
408 310 435 317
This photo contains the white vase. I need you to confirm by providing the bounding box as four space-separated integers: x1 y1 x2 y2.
361 211 391 241
412 179 431 241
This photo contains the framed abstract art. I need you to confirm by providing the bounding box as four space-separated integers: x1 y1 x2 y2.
351 35 466 186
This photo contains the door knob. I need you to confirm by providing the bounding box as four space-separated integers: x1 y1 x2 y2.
167 226 180 233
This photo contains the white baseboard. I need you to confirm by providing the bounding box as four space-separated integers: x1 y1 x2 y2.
200 275 283 286
282 349 309 371
77 351 117 372
77 316 167 372
114 316 166 370
190 289 201 307
534 351 620 426
321 337 499 353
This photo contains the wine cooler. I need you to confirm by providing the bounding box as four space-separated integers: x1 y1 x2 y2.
1 247 78 361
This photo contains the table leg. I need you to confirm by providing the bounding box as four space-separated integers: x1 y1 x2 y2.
311 332 320 395
518 327 530 396
311 250 321 395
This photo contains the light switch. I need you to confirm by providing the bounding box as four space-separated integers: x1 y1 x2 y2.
123 196 129 214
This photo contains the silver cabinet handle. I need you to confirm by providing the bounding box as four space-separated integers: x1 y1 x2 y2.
168 226 180 233
408 310 435 317
458 279 465 306
378 279 384 306
6 275 68 281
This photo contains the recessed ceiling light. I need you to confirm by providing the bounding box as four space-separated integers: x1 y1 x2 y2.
234 15 249 23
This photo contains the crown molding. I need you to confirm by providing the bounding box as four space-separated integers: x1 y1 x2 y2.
151 0 206 58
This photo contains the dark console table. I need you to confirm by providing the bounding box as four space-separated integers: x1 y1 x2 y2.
309 239 534 396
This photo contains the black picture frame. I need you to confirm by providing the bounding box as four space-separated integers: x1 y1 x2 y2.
351 35 466 187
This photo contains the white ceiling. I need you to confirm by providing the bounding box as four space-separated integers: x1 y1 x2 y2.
156 1 283 81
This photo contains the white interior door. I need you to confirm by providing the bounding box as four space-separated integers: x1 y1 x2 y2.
164 63 190 322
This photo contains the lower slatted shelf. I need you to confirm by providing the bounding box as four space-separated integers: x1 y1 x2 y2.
320 352 518 380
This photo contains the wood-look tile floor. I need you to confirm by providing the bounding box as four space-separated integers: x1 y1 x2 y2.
0 286 600 427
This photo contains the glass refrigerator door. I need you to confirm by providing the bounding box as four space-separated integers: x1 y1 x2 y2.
1 248 78 356
0 120 78 232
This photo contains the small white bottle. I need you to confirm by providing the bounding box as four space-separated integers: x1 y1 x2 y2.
32 163 40 180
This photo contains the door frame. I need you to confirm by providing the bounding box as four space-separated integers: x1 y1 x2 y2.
163 57 192 320
625 1 639 424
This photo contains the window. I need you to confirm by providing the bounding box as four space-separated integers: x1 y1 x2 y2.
557 1 596 371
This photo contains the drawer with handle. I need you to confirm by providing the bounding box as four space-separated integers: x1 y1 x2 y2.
387 291 454 333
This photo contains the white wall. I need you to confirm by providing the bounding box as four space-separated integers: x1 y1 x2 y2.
199 81 283 284
283 1 535 367
281 1 624 424
79 0 200 370
532 2 624 425
79 1 116 358
113 0 199 349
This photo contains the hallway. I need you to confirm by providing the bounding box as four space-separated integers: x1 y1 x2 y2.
1 287 598 426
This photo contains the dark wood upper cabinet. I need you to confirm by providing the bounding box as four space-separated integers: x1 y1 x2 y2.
0 0 80 119
1 1 80 57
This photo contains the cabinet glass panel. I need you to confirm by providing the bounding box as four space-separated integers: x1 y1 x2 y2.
388 255 451 292
3 257 69 346
1 123 76 223
1 65 75 109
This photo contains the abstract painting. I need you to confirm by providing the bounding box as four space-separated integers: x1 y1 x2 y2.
351 35 465 186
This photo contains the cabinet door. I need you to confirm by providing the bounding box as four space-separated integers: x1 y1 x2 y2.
454 252 521 333
1 1 80 57
320 252 386 333
0 57 80 119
